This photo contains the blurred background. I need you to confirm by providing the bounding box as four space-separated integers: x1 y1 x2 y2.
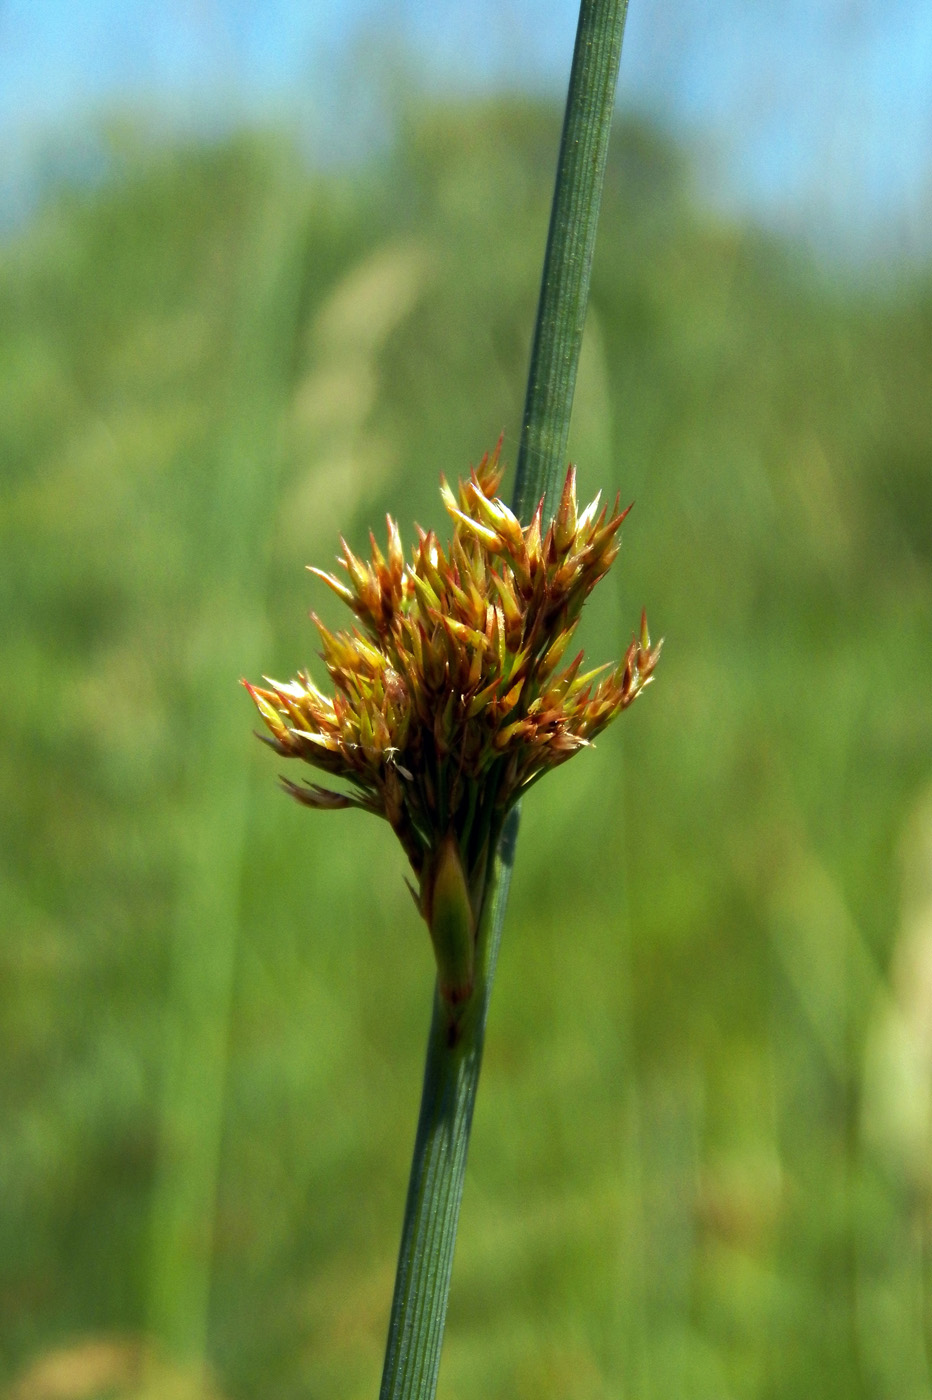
2 2 931 1398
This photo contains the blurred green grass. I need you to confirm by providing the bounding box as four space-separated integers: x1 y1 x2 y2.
1 100 931 1400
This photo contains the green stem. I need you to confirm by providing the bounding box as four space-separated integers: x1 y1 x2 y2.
513 0 630 524
379 3 630 1395
379 809 519 1399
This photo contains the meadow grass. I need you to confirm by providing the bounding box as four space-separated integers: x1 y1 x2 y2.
0 96 931 1399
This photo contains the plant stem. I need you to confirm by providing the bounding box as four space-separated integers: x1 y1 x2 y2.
379 809 519 1399
148 152 309 1373
379 3 630 1395
513 0 630 524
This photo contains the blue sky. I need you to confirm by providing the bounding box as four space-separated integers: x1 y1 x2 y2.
2 0 930 258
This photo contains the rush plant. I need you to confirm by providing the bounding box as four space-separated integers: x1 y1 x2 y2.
246 1 651 1395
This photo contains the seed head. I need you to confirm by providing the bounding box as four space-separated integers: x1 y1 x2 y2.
245 443 660 995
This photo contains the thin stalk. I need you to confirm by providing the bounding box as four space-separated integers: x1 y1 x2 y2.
379 3 630 1396
148 152 308 1374
513 0 630 524
379 808 519 1398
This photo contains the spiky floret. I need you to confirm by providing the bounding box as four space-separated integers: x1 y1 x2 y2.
245 444 660 967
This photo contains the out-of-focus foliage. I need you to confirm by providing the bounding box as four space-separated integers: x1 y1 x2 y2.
1 101 931 1400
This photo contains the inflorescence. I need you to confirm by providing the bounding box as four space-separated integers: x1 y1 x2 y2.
245 445 660 1001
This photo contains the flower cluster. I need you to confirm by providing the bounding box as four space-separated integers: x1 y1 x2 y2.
245 445 659 998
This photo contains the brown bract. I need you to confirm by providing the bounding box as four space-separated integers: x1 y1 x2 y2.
244 444 660 921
